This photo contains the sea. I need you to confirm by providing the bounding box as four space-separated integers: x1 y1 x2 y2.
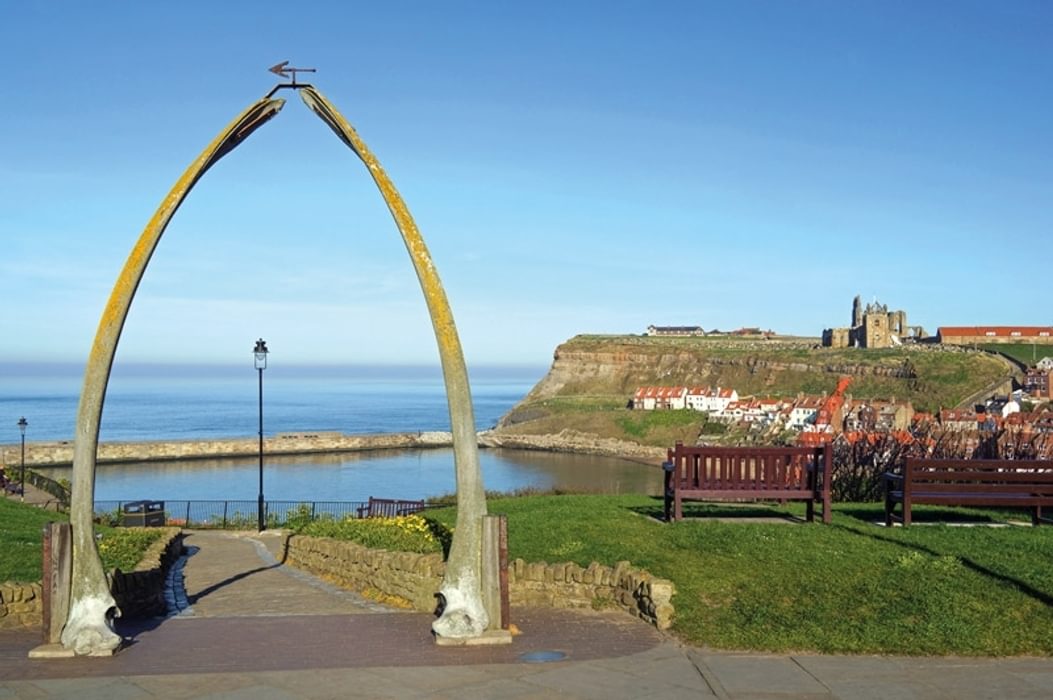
1 362 662 502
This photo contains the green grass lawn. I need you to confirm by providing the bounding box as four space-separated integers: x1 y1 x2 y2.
426 494 1053 656
980 343 1052 367
0 498 164 582
7 493 1053 656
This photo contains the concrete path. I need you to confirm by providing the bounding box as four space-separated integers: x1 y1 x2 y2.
174 530 391 617
2 529 1052 698
2 479 62 511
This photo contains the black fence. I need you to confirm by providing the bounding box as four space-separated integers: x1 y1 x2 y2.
93 500 370 529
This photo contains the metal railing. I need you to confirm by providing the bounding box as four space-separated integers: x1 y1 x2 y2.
26 470 71 508
93 499 372 529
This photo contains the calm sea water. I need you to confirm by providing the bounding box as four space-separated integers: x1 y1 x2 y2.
4 363 663 501
0 362 545 442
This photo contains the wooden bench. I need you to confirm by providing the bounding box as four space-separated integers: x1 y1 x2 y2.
885 458 1053 527
665 443 832 523
356 497 426 519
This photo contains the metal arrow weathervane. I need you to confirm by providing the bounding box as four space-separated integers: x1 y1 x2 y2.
268 60 317 85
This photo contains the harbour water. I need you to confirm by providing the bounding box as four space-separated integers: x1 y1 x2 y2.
32 449 662 503
5 363 662 502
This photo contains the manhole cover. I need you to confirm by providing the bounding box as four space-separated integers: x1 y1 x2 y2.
518 650 567 663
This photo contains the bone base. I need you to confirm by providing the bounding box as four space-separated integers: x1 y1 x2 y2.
60 596 121 656
435 629 513 646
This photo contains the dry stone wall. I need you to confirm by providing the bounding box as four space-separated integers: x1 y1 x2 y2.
284 534 675 630
110 528 185 619
1 528 184 630
0 582 42 629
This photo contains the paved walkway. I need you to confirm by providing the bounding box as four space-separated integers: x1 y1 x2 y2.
2 479 62 510
2 529 1052 698
172 530 392 617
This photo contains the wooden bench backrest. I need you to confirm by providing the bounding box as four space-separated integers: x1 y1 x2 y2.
365 497 426 518
904 458 1053 495
668 444 829 492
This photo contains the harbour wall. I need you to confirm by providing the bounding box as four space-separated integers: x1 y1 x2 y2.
0 431 457 468
0 431 665 469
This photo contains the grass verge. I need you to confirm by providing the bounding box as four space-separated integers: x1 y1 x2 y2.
424 494 1053 656
0 498 164 582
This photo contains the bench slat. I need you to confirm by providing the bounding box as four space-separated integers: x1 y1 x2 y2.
679 489 817 500
886 458 1053 526
902 483 1053 494
910 471 1053 484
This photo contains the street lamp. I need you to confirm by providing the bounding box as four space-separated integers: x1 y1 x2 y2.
253 339 269 531
17 417 27 503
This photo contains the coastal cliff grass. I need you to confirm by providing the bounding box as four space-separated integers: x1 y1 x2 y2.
500 399 731 447
0 498 164 582
532 336 1009 416
427 494 1053 656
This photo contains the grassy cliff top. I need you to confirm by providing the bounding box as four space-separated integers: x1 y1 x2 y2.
497 335 1014 445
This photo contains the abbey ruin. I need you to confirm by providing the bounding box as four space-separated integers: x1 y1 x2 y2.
822 295 924 348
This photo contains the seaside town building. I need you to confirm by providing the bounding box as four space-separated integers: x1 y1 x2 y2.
632 386 688 410
685 386 738 413
646 325 705 337
937 326 1053 346
940 409 981 432
631 380 1051 456
1024 369 1052 399
787 396 823 429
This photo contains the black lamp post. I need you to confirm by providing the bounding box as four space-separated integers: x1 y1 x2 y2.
253 339 269 531
17 416 27 503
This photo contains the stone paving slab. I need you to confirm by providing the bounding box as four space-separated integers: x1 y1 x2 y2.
178 530 389 617
0 608 663 682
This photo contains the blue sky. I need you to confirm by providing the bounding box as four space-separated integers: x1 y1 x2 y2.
2 1 1050 368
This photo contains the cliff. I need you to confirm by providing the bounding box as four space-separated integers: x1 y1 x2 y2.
494 334 1012 448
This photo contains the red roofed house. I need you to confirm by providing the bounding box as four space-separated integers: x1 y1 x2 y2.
1024 369 1052 399
685 386 739 413
633 386 688 410
938 326 1053 345
788 396 824 429
939 409 979 432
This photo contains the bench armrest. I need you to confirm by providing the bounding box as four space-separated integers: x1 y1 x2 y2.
883 472 903 486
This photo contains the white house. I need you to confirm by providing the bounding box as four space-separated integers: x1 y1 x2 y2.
787 396 824 430
685 386 739 414
646 325 705 337
633 386 688 410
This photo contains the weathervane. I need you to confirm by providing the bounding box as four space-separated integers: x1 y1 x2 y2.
268 60 317 87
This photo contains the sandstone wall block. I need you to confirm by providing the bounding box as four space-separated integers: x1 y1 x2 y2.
283 535 675 630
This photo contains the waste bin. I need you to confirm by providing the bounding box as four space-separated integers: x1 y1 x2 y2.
122 500 166 527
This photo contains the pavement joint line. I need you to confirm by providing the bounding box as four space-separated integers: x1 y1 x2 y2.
791 654 836 697
685 649 731 700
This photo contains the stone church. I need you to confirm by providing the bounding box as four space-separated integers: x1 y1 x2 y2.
822 295 911 349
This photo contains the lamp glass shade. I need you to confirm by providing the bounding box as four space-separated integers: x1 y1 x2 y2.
253 339 268 370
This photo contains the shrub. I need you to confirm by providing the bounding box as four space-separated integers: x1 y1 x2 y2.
299 514 452 555
97 528 164 572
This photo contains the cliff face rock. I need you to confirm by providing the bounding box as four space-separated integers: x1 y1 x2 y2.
523 338 915 403
480 430 665 463
501 336 1009 426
